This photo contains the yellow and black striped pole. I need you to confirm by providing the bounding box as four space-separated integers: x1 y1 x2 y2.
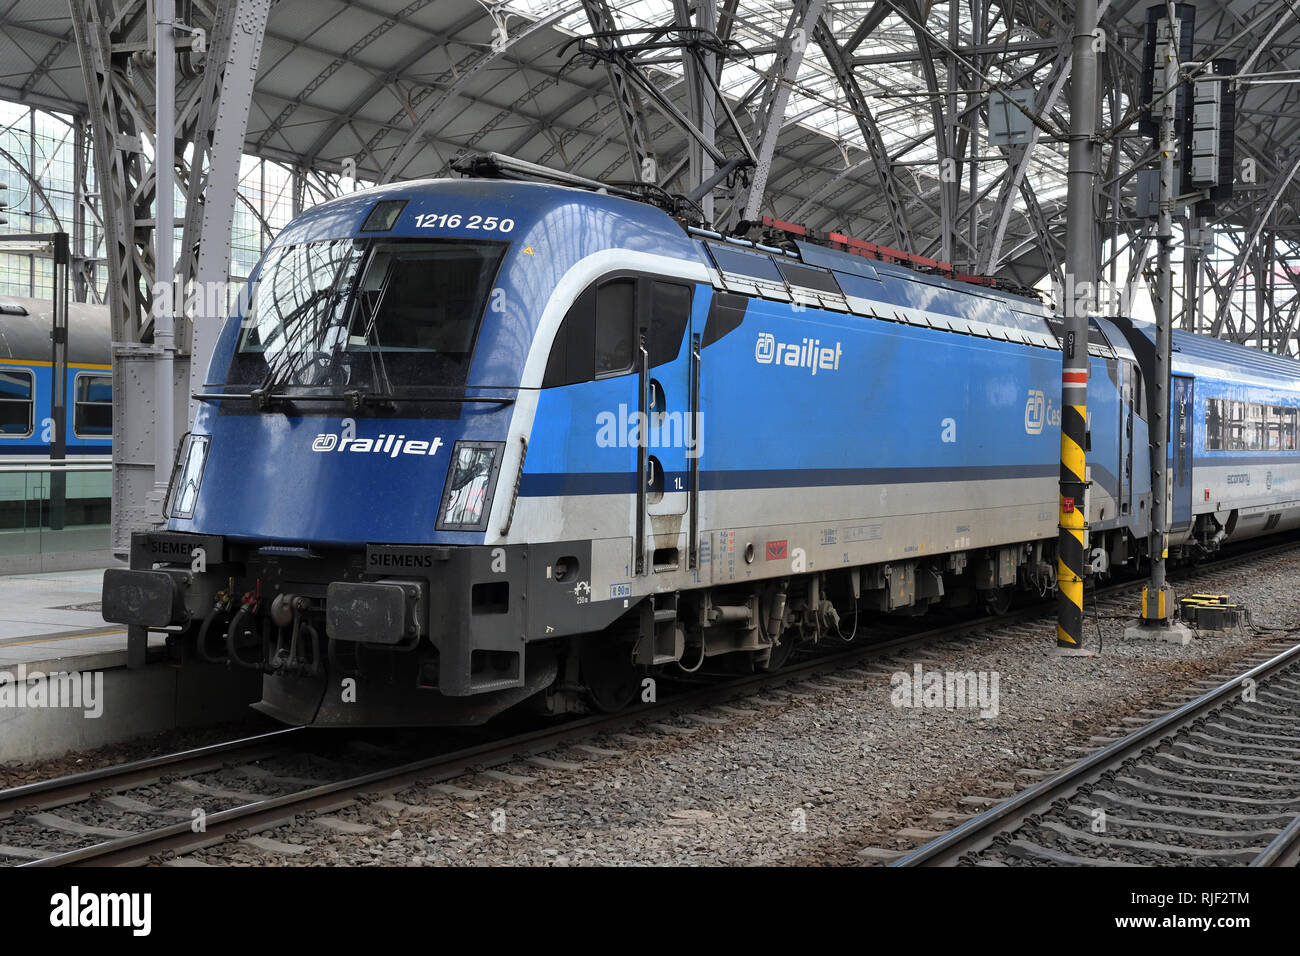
1057 371 1089 648
1057 0 1099 650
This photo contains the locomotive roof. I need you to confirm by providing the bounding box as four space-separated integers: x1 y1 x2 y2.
270 177 691 252
259 179 1300 389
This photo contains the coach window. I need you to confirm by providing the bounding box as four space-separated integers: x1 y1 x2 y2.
1247 403 1266 450
74 373 113 438
0 369 34 437
1226 401 1246 450
1205 399 1223 451
595 278 636 377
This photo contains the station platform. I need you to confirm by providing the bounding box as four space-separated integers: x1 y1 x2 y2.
0 566 259 763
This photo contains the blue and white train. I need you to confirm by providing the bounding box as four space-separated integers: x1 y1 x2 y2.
100 170 1300 726
1 295 113 538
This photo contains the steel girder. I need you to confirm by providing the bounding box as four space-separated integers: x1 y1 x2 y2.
980 44 1071 275
739 0 828 223
899 0 955 262
17 23 75 102
68 0 155 344
813 14 913 250
1211 153 1300 338
181 0 272 430
581 0 655 181
843 0 894 54
671 0 718 220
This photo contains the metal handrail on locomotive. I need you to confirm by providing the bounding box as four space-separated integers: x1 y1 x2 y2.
100 163 1300 727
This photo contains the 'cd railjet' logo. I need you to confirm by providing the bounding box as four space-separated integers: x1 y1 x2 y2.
311 432 444 458
1024 389 1061 435
755 332 843 375
1025 390 1046 434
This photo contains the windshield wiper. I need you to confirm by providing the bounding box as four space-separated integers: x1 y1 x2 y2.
354 271 397 404
192 384 518 408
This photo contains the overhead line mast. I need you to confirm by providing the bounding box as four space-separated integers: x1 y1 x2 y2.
1057 0 1100 652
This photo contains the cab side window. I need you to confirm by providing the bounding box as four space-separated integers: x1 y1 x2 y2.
544 276 638 386
595 278 635 377
544 287 595 387
543 275 694 387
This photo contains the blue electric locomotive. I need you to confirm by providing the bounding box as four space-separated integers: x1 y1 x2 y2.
100 165 1300 726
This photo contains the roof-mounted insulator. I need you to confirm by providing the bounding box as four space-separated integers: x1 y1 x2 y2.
758 214 1037 297
452 151 704 226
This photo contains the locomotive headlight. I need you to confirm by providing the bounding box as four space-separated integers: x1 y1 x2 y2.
436 441 504 531
166 434 210 519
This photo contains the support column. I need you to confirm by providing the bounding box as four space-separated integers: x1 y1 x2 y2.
71 0 165 553
187 0 271 425
152 0 177 516
1057 0 1099 652
72 117 87 303
672 0 716 222
1139 4 1187 641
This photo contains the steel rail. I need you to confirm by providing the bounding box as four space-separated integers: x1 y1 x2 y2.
1250 808 1300 867
894 638 1300 866
0 728 303 821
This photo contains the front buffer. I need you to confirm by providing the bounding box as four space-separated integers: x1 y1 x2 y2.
101 531 614 727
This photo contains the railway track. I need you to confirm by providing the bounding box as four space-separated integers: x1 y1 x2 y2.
0 728 303 825
4 536 1297 867
894 637 1300 866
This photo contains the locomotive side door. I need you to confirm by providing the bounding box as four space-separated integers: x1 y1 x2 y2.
1170 375 1194 532
1121 361 1135 519
634 279 696 575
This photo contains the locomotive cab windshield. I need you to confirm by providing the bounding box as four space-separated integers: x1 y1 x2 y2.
233 236 507 397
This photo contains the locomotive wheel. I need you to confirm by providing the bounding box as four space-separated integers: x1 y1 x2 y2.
982 586 1014 616
580 637 640 713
